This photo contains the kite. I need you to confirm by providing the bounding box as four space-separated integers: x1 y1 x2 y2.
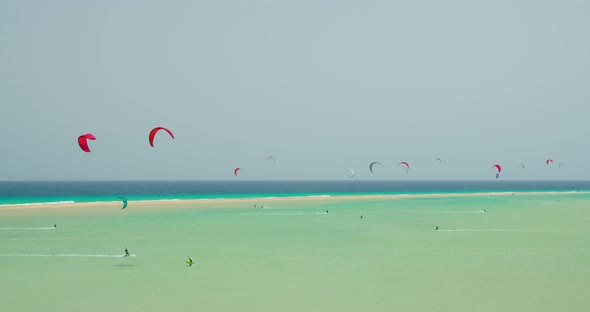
347 168 356 178
149 127 175 147
546 159 554 165
118 196 128 209
492 164 502 179
398 161 410 174
369 162 381 173
78 133 96 153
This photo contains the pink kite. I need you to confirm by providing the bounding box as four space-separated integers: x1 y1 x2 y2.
546 159 554 165
234 167 242 176
492 164 502 173
398 161 410 173
492 164 502 179
78 133 96 153
149 127 175 147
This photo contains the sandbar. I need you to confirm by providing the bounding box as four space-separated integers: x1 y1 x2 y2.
0 190 587 211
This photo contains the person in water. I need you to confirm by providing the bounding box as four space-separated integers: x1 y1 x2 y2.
124 248 130 257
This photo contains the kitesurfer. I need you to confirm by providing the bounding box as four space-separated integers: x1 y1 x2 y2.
187 257 193 266
493 164 501 179
124 248 130 257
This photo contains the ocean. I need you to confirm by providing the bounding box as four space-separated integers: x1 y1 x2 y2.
0 180 586 205
1 180 589 311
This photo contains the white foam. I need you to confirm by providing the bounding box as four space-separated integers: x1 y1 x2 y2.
134 199 180 203
0 199 183 208
0 201 75 207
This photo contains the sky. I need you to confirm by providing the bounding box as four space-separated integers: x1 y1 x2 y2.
1 0 589 180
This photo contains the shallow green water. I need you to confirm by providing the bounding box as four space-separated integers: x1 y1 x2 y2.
1 194 589 311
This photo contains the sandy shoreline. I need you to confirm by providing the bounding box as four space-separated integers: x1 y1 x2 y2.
1 190 587 210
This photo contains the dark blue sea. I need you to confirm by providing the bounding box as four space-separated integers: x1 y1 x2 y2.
0 180 587 205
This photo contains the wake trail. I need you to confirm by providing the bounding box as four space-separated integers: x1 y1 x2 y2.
0 227 56 230
0 254 137 258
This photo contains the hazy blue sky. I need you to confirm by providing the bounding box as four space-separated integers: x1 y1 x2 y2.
1 0 588 180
